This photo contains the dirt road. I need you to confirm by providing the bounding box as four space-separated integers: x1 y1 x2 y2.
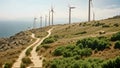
12 28 53 68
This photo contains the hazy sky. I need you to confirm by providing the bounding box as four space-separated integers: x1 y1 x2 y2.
0 0 120 23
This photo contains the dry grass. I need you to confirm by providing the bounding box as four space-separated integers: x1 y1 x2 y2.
36 18 120 66
0 26 51 67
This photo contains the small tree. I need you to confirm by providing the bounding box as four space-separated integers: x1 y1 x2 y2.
114 41 120 49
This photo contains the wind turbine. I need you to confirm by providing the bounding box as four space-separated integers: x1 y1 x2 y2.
88 0 92 22
69 5 75 24
91 0 95 21
40 16 42 28
49 10 51 26
45 15 47 27
51 6 54 26
33 17 37 29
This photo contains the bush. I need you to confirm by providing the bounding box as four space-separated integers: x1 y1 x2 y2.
36 45 41 52
25 47 33 56
4 62 12 68
114 41 120 49
22 57 32 65
111 32 120 41
53 45 92 58
42 44 50 49
102 56 120 68
53 46 65 56
102 25 110 28
75 31 87 35
42 36 57 44
114 23 119 27
20 63 26 68
76 37 109 51
92 21 104 27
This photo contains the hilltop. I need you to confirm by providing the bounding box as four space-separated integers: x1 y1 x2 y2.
0 15 120 68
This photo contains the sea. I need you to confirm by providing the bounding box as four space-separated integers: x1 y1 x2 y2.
0 20 40 38
0 20 67 38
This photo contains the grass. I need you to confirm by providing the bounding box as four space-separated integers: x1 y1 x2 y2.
0 26 51 67
36 17 120 68
1 16 120 68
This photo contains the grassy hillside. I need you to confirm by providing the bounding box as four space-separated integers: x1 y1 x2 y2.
36 17 120 68
0 27 51 67
0 16 120 68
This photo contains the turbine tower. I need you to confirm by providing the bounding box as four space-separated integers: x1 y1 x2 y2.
69 5 75 24
49 10 51 26
88 0 92 22
51 6 54 25
91 0 95 21
45 15 47 27
33 17 37 29
40 16 42 28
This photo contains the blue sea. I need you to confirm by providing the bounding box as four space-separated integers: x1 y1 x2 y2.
0 18 80 38
0 21 38 38
0 20 67 38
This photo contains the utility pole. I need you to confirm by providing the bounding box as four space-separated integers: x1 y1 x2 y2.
88 0 92 22
45 15 47 27
33 17 37 29
69 6 75 24
49 10 51 26
51 6 54 26
40 16 42 28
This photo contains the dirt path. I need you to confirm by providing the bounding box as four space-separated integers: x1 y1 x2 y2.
29 28 53 68
12 34 40 68
12 28 53 68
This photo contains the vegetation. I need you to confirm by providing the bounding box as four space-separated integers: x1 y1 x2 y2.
111 32 120 41
92 21 104 27
76 37 109 51
113 23 119 27
46 56 120 68
46 58 104 68
4 62 13 68
21 57 32 67
25 47 33 56
102 56 120 68
36 45 41 52
53 45 92 58
20 63 26 68
42 36 57 44
114 41 120 49
75 31 87 35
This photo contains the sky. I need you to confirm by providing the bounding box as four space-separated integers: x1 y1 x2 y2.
0 0 120 23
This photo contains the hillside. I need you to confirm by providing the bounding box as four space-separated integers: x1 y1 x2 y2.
36 17 120 68
0 16 120 68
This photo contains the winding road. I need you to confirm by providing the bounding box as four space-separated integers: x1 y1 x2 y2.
12 28 53 68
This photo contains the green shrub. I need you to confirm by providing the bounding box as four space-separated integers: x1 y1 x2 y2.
53 46 65 56
92 21 104 27
76 37 109 51
53 45 92 58
114 23 119 27
25 47 33 56
42 44 50 49
36 45 41 52
114 41 120 49
4 62 12 68
20 63 26 68
75 31 87 35
42 36 57 44
111 32 120 41
102 25 110 28
102 56 120 68
22 57 32 65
